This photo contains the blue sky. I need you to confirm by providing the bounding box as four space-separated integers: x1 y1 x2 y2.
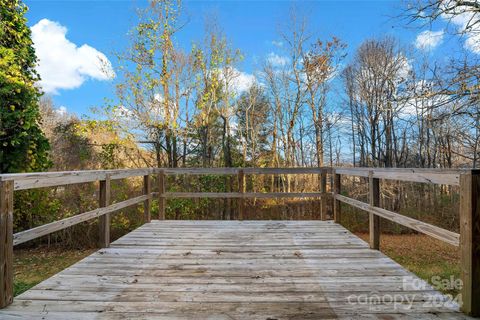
24 0 469 118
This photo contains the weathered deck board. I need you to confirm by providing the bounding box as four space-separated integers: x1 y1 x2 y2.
0 220 471 319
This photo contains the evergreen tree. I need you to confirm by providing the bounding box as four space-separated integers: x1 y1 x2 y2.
0 0 50 173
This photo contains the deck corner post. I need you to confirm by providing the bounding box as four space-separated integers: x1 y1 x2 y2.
320 169 327 221
368 171 380 250
333 170 341 223
157 170 166 220
459 170 480 316
238 169 245 220
0 179 14 308
143 174 152 223
98 175 111 248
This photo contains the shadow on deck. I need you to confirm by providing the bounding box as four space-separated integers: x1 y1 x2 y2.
0 220 470 319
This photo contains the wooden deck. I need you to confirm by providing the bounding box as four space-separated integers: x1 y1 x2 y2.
0 220 470 319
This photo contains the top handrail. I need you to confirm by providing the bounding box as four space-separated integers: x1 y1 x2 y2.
0 166 469 191
334 167 468 186
0 167 331 191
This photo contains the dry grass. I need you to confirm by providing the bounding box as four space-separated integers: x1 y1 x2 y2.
356 233 460 295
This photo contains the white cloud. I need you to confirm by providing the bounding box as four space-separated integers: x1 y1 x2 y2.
414 30 444 50
219 67 256 94
232 69 256 93
55 106 68 117
397 55 412 82
464 32 480 54
399 102 418 117
398 80 452 117
114 105 133 119
153 93 164 103
112 105 143 131
31 19 115 94
441 10 480 54
271 40 284 47
444 8 476 31
266 52 289 67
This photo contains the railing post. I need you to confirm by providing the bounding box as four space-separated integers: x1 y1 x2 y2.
368 171 380 250
143 174 151 223
98 175 111 248
333 170 341 223
157 170 165 220
320 170 327 220
238 169 245 220
0 179 14 308
459 170 480 316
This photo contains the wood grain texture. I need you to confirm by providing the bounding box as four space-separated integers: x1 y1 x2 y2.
159 167 332 175
163 192 324 199
369 172 380 250
4 168 156 191
157 170 166 220
13 195 149 246
1 166 474 317
0 166 332 192
320 171 327 221
98 176 111 248
459 171 480 316
0 167 463 191
238 169 245 220
0 180 13 308
143 175 151 223
335 194 460 247
335 168 464 186
0 220 467 319
334 172 341 223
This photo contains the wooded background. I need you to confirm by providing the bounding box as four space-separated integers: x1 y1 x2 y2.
1 0 478 247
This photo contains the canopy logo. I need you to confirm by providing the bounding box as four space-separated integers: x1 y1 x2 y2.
346 276 463 311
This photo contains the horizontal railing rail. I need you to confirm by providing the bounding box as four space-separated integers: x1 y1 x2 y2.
334 193 460 246
330 167 466 246
0 167 331 191
334 167 466 185
0 167 332 245
161 192 324 198
331 167 479 316
0 166 478 315
12 194 150 246
1 168 156 191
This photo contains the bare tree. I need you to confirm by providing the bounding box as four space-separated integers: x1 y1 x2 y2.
342 37 410 167
303 37 346 167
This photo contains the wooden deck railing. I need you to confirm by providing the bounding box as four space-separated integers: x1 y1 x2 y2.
0 167 478 315
333 167 479 316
